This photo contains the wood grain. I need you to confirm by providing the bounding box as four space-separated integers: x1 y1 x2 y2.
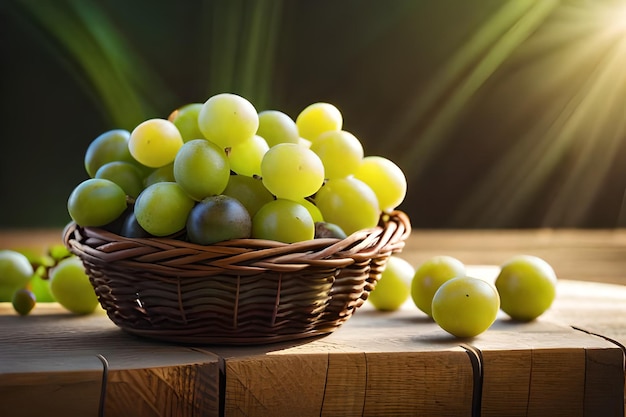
0 304 221 417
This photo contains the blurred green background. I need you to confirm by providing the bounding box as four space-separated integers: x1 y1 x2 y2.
2 0 626 229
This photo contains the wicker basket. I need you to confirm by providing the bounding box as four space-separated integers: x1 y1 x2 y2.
63 210 411 344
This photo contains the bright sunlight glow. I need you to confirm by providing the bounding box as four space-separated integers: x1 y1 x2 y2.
605 1 626 34
398 0 626 227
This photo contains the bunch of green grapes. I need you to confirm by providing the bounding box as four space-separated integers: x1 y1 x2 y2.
67 92 409 245
1 246 98 316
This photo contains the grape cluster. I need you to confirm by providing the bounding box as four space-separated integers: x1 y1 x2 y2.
67 93 408 245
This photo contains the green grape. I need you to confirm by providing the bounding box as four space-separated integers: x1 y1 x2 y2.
186 195 252 245
252 199 314 243
261 143 325 200
134 182 195 236
144 163 175 187
310 130 364 179
49 257 99 315
257 110 300 147
173 139 230 200
495 255 557 321
129 118 184 168
0 250 33 301
354 156 407 213
67 178 128 227
295 102 342 142
95 161 144 198
48 244 72 262
12 288 36 316
298 198 323 223
313 177 380 235
368 256 415 311
432 276 500 338
29 273 55 302
84 129 135 178
411 256 466 317
168 103 205 142
222 174 275 217
197 93 259 149
228 135 269 177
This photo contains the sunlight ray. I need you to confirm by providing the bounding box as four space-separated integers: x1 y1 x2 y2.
395 0 559 180
450 0 626 227
386 0 539 150
542 37 626 226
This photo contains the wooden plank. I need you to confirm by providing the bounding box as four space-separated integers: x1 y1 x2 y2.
475 322 623 417
0 359 103 417
104 361 220 417
211 306 475 417
0 303 221 417
543 280 626 416
223 353 328 417
321 352 366 417
583 347 625 417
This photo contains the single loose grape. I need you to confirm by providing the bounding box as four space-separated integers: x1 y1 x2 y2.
495 255 557 321
12 288 36 316
67 178 128 227
261 143 325 200
314 177 380 235
84 129 135 178
0 250 33 302
411 255 466 317
134 182 195 236
252 199 314 243
168 103 205 142
186 195 252 245
354 156 407 212
227 135 269 177
222 174 275 217
49 257 99 315
257 110 300 147
368 256 415 311
198 93 259 148
432 276 500 338
310 130 364 179
173 139 230 200
95 161 144 198
295 102 343 142
129 118 184 168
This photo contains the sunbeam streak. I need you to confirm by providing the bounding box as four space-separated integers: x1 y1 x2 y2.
445 0 626 227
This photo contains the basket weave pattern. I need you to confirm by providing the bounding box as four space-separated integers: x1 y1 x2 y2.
64 211 411 344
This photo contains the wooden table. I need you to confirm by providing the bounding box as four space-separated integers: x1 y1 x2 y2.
1 229 625 417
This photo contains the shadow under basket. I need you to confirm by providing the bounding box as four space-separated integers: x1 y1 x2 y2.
63 210 411 345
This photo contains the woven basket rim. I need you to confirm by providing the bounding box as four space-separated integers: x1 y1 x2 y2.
63 210 411 276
